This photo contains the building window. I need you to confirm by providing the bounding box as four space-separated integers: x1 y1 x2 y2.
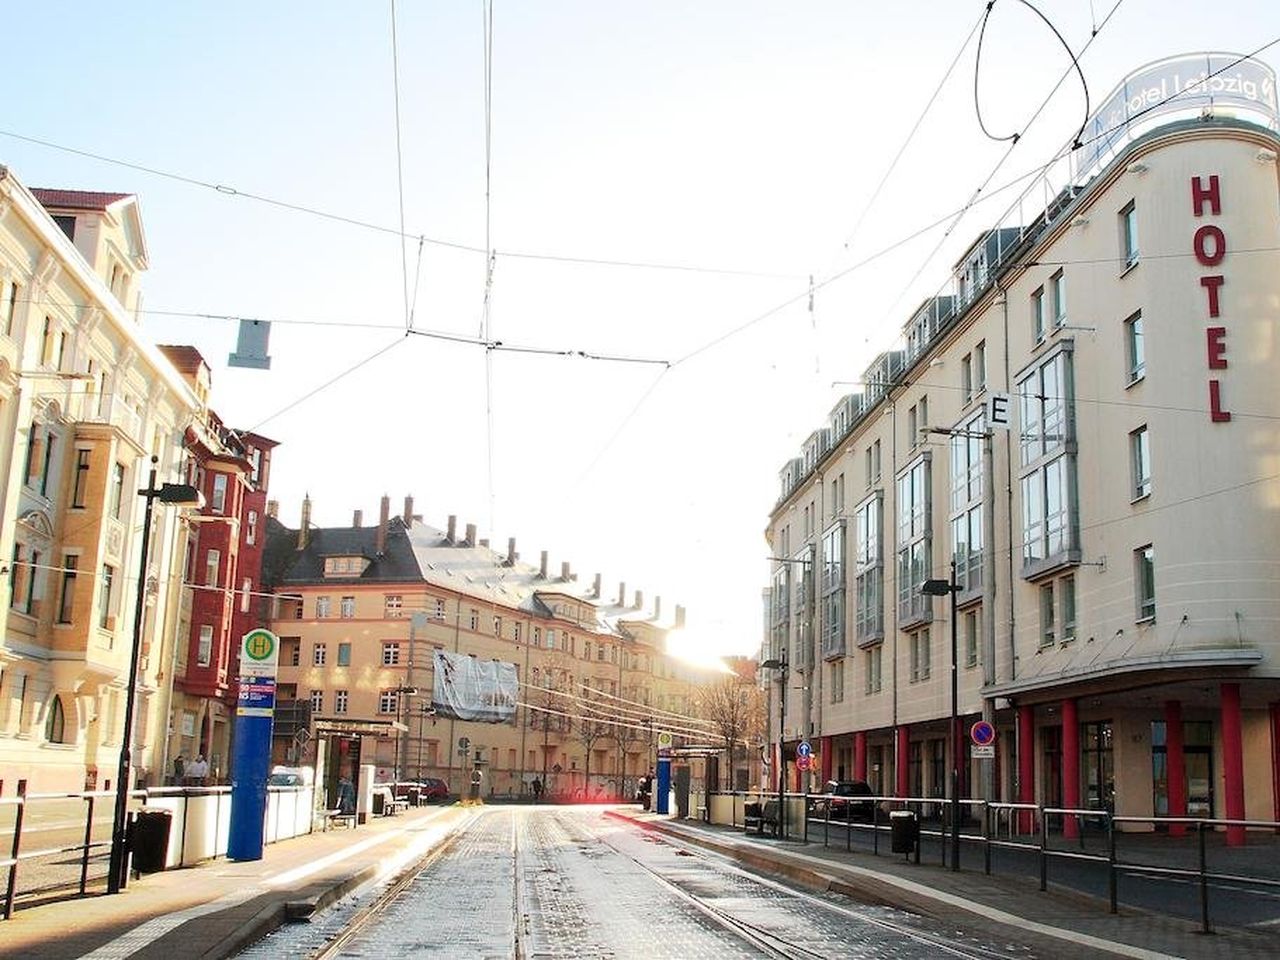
964 608 980 667
865 645 882 693
204 549 220 588
1018 349 1077 571
909 628 931 682
873 440 881 482
1062 574 1077 642
908 403 918 449
57 555 78 624
1050 270 1067 328
99 564 114 629
493 615 502 636
384 595 403 618
546 629 556 650
211 473 228 513
337 642 351 666
896 456 931 624
949 410 985 593
533 626 542 647
72 450 91 508
434 598 446 619
110 463 125 519
821 522 846 658
290 643 301 666
1135 545 1155 621
378 690 398 714
313 643 327 666
974 340 987 393
1039 583 1056 647
513 622 522 643
854 494 883 643
44 695 66 744
197 625 213 666
246 510 258 545
1130 425 1151 500
310 689 324 713
829 660 845 703
1032 286 1046 343
1 279 19 336
241 577 252 613
334 690 348 714
469 609 479 630
340 595 355 618
1124 311 1144 384
316 596 331 618
961 354 973 402
382 643 400 666
1120 201 1139 268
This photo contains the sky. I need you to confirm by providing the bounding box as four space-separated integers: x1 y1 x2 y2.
3 1 1276 658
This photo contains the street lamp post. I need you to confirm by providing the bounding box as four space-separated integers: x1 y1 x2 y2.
394 686 418 782
923 560 962 873
107 458 202 894
760 648 788 839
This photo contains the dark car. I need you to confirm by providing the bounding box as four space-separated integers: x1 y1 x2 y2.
416 777 450 802
815 779 874 822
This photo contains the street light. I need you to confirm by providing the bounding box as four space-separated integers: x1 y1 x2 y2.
922 560 962 873
107 457 203 894
760 647 788 839
394 686 419 782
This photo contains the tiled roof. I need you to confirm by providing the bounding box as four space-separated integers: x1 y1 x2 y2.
30 188 132 211
157 344 207 375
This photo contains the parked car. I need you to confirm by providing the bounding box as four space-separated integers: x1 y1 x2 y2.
267 766 313 787
413 777 451 803
813 780 874 822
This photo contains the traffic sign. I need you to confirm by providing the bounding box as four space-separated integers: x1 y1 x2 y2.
987 392 1011 431
657 731 674 752
796 755 812 771
796 740 812 759
972 744 995 759
970 720 996 747
239 629 279 677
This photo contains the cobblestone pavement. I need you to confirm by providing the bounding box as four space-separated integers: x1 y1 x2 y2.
240 806 1044 959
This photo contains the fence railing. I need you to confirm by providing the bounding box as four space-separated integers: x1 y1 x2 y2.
708 791 1280 933
1 782 317 920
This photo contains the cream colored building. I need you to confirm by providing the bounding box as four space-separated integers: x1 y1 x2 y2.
765 54 1280 834
264 496 720 801
0 171 200 794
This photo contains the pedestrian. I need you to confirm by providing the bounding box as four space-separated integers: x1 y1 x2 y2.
172 754 185 785
336 774 356 815
531 777 543 802
189 754 208 786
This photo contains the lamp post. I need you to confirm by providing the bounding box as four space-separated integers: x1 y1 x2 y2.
107 458 202 894
760 647 788 839
923 560 962 872
394 686 418 782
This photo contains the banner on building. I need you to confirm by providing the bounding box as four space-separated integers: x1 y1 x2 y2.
432 649 518 723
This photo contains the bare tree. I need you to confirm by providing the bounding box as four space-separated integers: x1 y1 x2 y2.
575 693 610 796
696 675 765 791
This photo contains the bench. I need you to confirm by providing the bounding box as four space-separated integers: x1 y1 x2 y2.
373 787 409 817
325 808 356 829
744 800 780 836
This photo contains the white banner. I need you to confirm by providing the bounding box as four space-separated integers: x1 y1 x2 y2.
431 649 518 723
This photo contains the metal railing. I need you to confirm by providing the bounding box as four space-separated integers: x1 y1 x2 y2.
711 790 1280 934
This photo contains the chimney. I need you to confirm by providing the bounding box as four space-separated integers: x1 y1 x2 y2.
560 561 571 582
353 509 363 528
297 494 311 550
506 538 517 566
465 523 476 545
375 494 390 556
403 495 415 529
634 589 643 610
266 499 279 519
592 572 602 597
654 596 662 620
447 514 457 543
539 551 548 579
675 604 686 628
479 538 489 548
618 582 626 606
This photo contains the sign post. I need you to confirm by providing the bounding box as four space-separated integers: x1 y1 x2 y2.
655 731 673 815
228 628 280 861
970 720 997 760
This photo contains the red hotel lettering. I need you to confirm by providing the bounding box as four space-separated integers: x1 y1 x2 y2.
1199 275 1225 317
1193 224 1226 266
1192 174 1230 423
1206 327 1228 369
1191 175 1221 216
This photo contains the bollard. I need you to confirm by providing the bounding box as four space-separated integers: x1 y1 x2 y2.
872 803 879 856
4 786 25 920
80 795 95 894
983 802 991 877
1198 821 1213 935
1039 809 1048 892
1107 815 1117 914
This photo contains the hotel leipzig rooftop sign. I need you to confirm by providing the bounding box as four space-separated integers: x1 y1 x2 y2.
1075 53 1278 177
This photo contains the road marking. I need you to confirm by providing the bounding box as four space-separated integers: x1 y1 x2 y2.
78 888 260 959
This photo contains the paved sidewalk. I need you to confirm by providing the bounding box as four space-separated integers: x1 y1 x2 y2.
608 809 1280 960
0 805 470 960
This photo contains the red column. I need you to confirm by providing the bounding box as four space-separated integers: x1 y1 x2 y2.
1164 700 1187 837
820 735 833 784
1018 704 1035 833
1221 682 1246 846
854 731 867 782
1061 698 1080 840
895 724 910 797
1270 703 1280 825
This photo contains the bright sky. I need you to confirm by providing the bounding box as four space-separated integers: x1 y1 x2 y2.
4 2 1276 657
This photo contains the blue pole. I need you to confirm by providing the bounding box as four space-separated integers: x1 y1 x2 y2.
228 700 274 860
655 756 672 815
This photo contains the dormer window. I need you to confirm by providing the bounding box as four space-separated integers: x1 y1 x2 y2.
324 555 367 577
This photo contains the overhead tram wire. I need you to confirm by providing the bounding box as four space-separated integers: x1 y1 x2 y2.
0 128 798 281
389 0 412 331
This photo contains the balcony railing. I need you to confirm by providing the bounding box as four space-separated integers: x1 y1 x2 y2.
67 393 145 448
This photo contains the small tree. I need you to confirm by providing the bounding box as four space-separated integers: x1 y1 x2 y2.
697 675 765 790
575 695 609 795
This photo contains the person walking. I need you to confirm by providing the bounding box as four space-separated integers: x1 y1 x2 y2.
531 777 543 803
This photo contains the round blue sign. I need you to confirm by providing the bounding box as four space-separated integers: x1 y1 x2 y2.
969 721 996 746
796 740 813 758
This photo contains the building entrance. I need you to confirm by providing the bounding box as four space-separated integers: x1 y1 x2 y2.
1152 720 1214 820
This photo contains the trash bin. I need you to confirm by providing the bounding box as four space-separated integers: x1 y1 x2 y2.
890 810 918 855
130 808 172 874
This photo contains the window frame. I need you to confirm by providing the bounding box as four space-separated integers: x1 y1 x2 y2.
1135 545 1156 622
1124 311 1145 385
1130 425 1151 501
1120 200 1139 269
